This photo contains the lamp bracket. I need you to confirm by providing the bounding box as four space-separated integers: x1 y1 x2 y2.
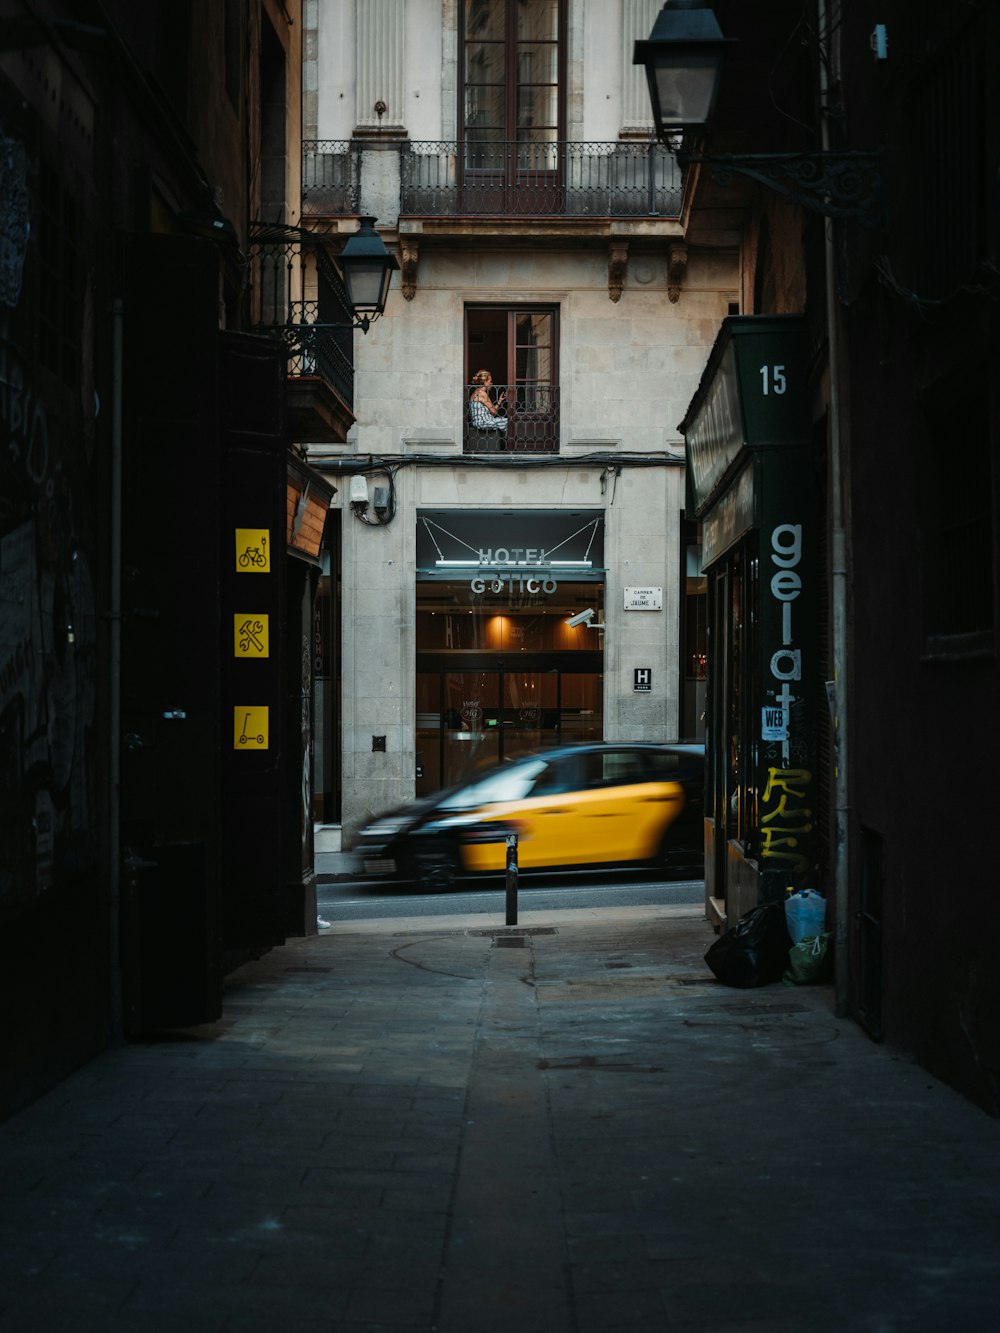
680 149 884 226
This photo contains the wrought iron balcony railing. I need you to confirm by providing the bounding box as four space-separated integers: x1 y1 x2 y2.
302 141 359 215
280 304 354 409
302 140 681 219
249 224 357 439
464 383 558 454
405 140 680 218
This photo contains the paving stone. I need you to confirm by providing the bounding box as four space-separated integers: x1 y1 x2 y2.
0 905 998 1332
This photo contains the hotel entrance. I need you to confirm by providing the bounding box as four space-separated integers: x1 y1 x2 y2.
415 511 605 796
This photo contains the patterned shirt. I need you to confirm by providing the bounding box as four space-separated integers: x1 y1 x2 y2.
469 396 507 429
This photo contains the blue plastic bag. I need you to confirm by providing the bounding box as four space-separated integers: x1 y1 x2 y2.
784 889 826 944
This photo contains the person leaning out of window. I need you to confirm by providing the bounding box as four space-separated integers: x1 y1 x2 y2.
468 369 508 432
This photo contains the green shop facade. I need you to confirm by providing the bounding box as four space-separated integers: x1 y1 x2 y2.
680 317 823 930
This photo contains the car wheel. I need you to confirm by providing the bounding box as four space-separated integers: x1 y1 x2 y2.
408 842 460 890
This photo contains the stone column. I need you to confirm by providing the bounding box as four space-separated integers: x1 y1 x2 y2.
621 0 659 135
302 0 319 140
356 0 406 133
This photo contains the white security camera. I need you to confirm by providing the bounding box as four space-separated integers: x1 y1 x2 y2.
565 608 595 628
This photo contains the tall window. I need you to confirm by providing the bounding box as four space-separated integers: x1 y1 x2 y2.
462 0 562 162
918 365 995 654
465 305 558 453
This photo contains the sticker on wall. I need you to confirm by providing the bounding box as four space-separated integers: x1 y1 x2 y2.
762 705 788 742
236 529 270 572
234 614 269 657
234 706 269 749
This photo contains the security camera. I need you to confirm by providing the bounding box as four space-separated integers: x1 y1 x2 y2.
565 608 595 629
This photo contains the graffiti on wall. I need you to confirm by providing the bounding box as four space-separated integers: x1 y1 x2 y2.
760 765 813 872
1 126 31 308
1 125 99 904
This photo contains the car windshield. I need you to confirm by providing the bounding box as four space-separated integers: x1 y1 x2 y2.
439 758 551 809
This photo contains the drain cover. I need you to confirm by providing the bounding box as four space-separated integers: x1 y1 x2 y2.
470 927 558 938
494 936 527 948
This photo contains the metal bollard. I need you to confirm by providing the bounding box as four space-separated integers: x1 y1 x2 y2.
505 832 518 926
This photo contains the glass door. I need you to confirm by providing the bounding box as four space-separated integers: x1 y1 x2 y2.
502 669 558 761
443 669 500 788
415 572 603 794
417 665 604 795
461 0 563 214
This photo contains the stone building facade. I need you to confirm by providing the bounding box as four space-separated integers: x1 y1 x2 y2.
302 0 739 843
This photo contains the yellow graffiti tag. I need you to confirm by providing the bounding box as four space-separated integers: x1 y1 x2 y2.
762 767 812 802
761 793 813 826
759 827 811 870
761 766 813 869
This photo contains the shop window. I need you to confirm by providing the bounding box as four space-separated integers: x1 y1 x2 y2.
465 305 558 452
680 520 706 739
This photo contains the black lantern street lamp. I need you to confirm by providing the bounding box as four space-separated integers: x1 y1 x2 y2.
634 1 883 226
337 216 400 333
632 0 732 134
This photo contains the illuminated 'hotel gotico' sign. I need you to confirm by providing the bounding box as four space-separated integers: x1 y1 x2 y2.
416 511 605 597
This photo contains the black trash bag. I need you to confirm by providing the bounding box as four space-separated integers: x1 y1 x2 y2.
705 903 793 988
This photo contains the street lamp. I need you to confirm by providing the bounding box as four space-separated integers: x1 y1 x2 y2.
632 0 733 135
336 216 400 333
633 1 882 225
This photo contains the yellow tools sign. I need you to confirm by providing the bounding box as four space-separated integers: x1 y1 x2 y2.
234 614 269 658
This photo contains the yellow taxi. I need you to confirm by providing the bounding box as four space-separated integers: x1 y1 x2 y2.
356 742 704 888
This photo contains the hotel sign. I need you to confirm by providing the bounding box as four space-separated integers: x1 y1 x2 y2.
416 510 605 589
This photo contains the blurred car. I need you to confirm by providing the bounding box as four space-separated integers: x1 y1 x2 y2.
356 741 704 889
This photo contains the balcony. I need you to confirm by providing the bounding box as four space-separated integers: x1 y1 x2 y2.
302 140 682 223
249 223 356 444
464 383 558 455
279 305 355 444
302 141 359 216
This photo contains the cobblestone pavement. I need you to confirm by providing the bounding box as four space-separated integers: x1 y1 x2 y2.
1 904 999 1332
